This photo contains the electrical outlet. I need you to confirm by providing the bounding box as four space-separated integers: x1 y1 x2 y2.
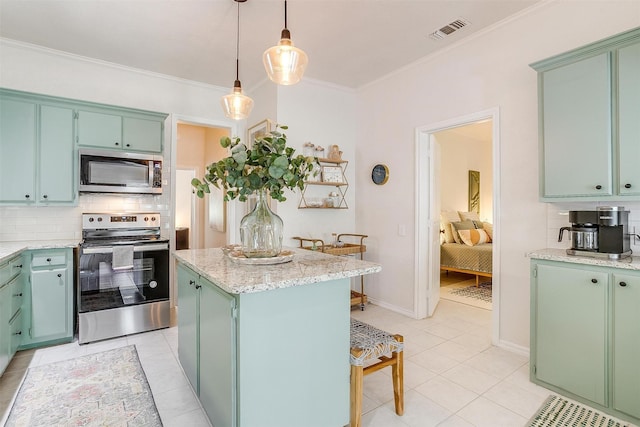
398 224 406 236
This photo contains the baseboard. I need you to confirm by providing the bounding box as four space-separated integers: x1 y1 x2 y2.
496 338 529 358
365 297 417 319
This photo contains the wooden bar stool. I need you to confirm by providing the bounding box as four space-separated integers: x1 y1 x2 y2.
349 318 404 427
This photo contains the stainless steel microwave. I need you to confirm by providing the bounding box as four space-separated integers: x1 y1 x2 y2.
79 149 162 194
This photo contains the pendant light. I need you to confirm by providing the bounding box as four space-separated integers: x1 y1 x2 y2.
221 0 254 120
263 1 308 85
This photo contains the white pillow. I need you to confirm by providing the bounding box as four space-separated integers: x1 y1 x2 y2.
440 211 461 243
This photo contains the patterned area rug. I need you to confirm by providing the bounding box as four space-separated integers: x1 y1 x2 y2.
527 395 631 427
441 280 492 310
5 345 162 426
449 281 492 302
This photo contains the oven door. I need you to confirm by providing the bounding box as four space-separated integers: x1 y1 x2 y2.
78 241 169 313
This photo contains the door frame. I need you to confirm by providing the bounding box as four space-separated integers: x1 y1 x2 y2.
414 107 501 344
169 114 236 305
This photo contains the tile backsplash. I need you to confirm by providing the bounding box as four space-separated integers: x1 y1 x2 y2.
546 201 640 254
0 193 171 242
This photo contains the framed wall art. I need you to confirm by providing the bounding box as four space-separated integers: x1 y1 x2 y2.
247 119 273 144
468 170 480 214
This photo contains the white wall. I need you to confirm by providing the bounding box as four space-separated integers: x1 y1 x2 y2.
355 1 640 349
437 131 493 222
275 79 358 246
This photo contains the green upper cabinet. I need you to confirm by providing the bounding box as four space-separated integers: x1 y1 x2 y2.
531 27 640 202
123 117 163 152
77 110 122 150
612 273 640 419
0 98 37 203
40 105 75 203
78 108 165 153
617 42 640 196
540 53 612 198
0 94 76 205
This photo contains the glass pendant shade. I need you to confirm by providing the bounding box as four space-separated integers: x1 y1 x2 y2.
221 80 254 120
263 30 308 85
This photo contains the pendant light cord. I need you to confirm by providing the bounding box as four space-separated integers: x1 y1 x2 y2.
235 0 240 81
284 0 288 29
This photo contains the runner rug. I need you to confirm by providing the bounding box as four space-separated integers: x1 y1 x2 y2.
527 395 631 427
5 345 162 426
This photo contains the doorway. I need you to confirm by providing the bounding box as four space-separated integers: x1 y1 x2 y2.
414 108 500 343
174 123 231 250
435 121 493 311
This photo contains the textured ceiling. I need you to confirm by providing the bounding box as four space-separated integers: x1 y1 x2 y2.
0 0 541 89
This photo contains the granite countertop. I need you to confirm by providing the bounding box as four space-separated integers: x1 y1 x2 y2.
173 247 382 294
527 248 640 271
0 240 80 264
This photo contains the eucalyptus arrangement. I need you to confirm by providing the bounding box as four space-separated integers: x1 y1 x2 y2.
191 125 315 202
191 124 316 258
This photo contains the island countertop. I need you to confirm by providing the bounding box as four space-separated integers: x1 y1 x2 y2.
173 247 382 294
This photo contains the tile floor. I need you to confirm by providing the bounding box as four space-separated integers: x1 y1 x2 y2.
0 299 629 427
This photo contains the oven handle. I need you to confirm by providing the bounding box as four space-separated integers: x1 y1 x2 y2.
81 242 169 254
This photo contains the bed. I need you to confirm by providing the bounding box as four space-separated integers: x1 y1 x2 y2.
439 210 493 286
440 242 492 286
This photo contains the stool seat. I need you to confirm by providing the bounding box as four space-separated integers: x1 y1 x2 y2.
349 318 404 427
350 319 404 366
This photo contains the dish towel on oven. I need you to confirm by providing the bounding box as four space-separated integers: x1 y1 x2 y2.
112 245 134 270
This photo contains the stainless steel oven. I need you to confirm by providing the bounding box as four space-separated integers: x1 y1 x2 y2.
78 213 170 344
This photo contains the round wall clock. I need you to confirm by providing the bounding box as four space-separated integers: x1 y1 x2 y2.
371 164 389 185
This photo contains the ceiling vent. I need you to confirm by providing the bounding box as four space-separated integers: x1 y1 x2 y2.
429 18 471 40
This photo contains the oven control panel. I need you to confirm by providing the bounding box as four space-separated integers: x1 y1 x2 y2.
82 213 161 229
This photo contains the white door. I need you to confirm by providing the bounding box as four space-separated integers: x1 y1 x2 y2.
427 136 442 316
415 131 441 317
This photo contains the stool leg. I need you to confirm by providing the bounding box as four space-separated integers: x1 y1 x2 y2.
391 335 404 416
350 364 364 427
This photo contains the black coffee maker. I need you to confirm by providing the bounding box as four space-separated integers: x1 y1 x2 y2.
558 206 631 259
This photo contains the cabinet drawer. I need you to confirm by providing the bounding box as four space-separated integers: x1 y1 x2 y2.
9 309 23 357
0 255 22 284
9 275 24 318
32 252 67 268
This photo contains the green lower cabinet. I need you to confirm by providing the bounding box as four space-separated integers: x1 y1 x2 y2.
20 248 74 348
0 254 25 375
531 259 640 424
177 265 199 393
199 278 236 427
177 264 236 427
533 262 607 406
612 273 640 419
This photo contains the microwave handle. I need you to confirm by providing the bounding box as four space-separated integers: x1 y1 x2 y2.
81 243 169 254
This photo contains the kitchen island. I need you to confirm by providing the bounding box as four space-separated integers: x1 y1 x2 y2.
173 247 381 427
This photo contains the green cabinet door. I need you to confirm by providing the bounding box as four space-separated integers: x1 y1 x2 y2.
534 262 607 406
612 273 640 419
0 98 36 203
77 110 122 149
541 53 612 198
123 117 163 152
199 278 236 427
617 43 640 196
30 267 70 340
39 105 75 203
177 264 200 393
